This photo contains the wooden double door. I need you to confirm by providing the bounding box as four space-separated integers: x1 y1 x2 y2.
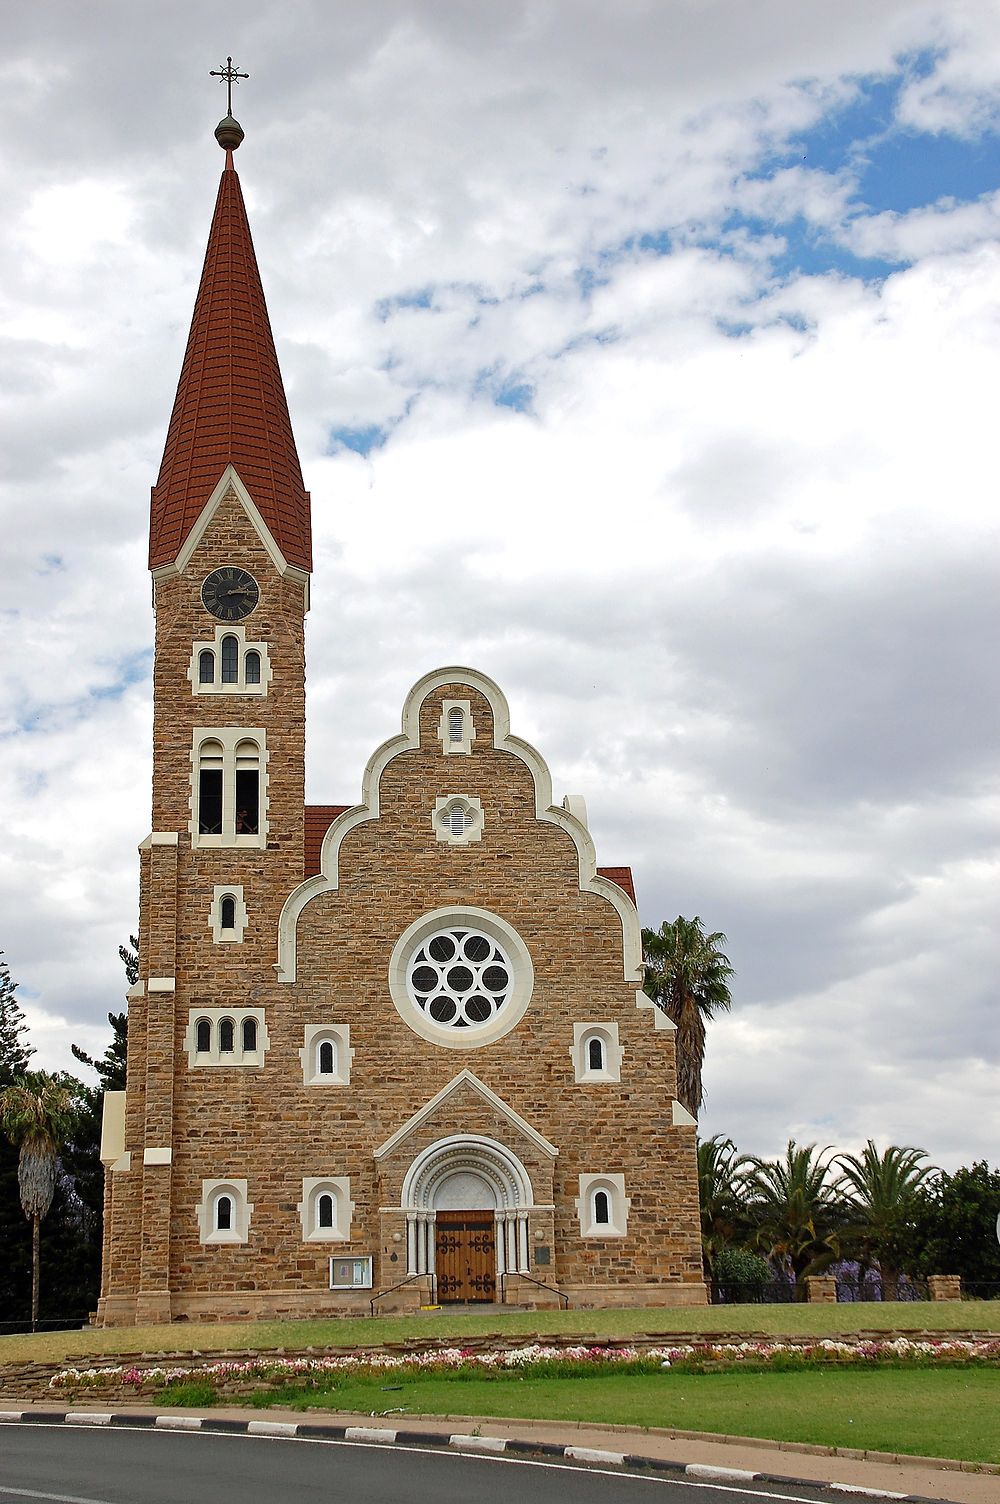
435 1210 496 1303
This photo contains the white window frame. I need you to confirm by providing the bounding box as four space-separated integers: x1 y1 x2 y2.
196 1178 253 1244
299 1024 354 1086
432 794 485 846
190 727 268 849
571 1022 623 1084
437 698 475 755
208 884 249 944
299 1176 354 1242
576 1173 630 1238
185 1008 268 1068
388 907 534 1050
188 625 271 697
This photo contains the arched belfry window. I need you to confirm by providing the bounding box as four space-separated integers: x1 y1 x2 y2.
593 1189 610 1225
235 740 260 836
198 650 215 684
219 1018 235 1054
244 650 261 685
588 1036 605 1072
198 740 224 835
221 635 239 684
215 1194 233 1232
220 896 236 931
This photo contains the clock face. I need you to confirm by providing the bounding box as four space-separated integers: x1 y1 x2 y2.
201 566 260 621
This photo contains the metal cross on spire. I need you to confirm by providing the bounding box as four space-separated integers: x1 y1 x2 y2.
210 56 249 115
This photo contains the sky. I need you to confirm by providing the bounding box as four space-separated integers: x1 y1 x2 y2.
0 1 997 1171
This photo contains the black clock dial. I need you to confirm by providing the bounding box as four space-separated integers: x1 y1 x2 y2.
201 567 260 621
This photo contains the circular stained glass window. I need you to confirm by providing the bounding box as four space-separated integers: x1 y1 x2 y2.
406 927 513 1031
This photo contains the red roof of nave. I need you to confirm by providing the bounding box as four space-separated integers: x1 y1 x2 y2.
303 803 636 904
149 150 312 572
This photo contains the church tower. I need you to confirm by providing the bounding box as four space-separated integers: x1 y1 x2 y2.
98 99 706 1326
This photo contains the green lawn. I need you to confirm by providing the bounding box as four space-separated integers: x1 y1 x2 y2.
254 1367 1000 1464
2 1301 997 1367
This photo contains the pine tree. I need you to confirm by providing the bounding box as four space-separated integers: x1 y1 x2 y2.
0 952 33 1083
0 952 33 1324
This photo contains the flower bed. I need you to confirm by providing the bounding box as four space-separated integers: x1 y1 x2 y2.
48 1336 1000 1397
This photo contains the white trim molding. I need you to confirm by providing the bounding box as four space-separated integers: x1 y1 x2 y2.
299 1024 354 1085
375 1069 558 1163
298 1176 354 1242
184 1008 269 1068
143 1147 172 1166
672 1098 697 1127
154 466 311 595
576 1173 631 1238
196 1178 253 1245
188 624 272 698
432 793 485 845
387 907 534 1050
571 1022 623 1083
276 667 643 991
208 885 249 945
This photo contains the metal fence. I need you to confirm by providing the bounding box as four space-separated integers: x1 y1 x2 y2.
834 1275 929 1302
710 1279 798 1304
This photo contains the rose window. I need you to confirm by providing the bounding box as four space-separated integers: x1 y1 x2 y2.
406 928 512 1030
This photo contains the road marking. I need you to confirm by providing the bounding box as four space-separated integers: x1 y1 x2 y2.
0 1487 116 1504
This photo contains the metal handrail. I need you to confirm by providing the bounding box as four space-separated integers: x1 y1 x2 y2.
370 1272 436 1317
500 1269 570 1309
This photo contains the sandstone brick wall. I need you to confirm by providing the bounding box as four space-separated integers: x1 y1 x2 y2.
101 508 705 1323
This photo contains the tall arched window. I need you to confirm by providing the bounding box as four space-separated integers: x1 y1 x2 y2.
241 1016 257 1053
219 1018 235 1053
244 650 261 685
318 1039 336 1075
196 1019 212 1054
593 1189 610 1226
234 740 260 835
317 1193 334 1229
588 1035 605 1072
198 650 215 684
220 895 236 931
198 740 224 834
215 1194 233 1232
221 635 239 684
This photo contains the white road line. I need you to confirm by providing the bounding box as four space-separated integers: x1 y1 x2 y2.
0 1486 116 1504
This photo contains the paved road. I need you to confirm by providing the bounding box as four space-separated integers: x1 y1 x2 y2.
0 1425 836 1504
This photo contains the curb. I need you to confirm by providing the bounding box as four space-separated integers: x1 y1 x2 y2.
0 1409 950 1501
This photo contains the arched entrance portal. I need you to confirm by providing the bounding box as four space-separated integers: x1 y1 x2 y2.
401 1136 534 1302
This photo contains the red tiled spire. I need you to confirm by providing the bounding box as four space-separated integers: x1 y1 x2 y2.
149 149 312 572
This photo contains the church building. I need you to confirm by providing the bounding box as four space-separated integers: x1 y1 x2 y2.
97 107 706 1324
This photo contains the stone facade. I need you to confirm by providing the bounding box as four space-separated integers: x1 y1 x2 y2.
96 146 706 1326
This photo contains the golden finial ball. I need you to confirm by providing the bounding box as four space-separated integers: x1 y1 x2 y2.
215 115 245 151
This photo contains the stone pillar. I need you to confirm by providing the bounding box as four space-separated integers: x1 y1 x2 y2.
928 1274 962 1301
804 1275 837 1303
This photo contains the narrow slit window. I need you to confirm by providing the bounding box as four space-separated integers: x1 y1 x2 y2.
588 1036 605 1072
219 1018 235 1053
318 1040 335 1075
198 650 215 684
235 740 260 835
196 1019 212 1054
198 740 224 834
593 1190 610 1226
215 1195 233 1232
447 707 464 744
241 1017 257 1053
317 1193 334 1229
220 896 236 931
221 635 239 684
244 650 261 685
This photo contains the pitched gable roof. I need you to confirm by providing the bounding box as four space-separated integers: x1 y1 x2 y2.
149 152 312 572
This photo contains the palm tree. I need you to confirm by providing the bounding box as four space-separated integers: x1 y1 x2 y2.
835 1140 935 1300
745 1139 843 1290
697 1134 751 1279
0 1072 75 1331
642 916 734 1117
